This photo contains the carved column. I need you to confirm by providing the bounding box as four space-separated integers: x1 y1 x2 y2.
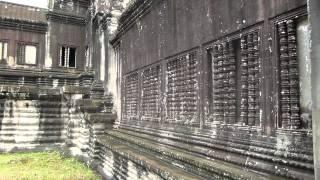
309 0 320 178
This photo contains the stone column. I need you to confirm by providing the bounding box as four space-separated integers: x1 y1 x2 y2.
309 0 320 178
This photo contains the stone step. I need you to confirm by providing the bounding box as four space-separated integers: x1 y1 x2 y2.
115 129 313 179
120 124 313 163
98 136 204 180
0 108 69 114
0 118 68 125
0 142 64 152
0 135 65 144
0 113 69 118
0 129 66 136
0 124 65 131
106 130 284 180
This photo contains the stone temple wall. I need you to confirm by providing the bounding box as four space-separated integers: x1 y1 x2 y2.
0 68 121 179
104 0 315 179
0 68 114 152
0 0 317 179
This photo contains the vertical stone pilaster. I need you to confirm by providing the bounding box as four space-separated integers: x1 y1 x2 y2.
309 0 320 178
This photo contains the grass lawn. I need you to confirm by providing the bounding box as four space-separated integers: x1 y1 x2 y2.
0 151 102 180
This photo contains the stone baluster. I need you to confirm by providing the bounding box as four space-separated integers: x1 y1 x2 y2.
247 33 256 126
222 42 229 123
287 20 301 129
216 44 225 123
212 45 221 123
228 42 237 124
278 22 291 128
253 32 260 126
239 36 249 125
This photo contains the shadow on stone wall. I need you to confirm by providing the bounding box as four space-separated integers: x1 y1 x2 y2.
0 93 6 131
37 94 63 145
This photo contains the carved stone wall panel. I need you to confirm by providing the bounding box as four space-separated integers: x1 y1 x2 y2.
166 52 198 123
209 30 261 126
141 65 161 120
123 72 139 120
277 18 301 129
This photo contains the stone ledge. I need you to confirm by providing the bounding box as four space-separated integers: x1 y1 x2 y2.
0 17 47 33
97 136 202 180
47 11 86 26
117 124 314 179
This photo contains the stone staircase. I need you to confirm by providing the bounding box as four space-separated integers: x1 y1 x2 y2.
0 68 117 157
0 92 68 151
92 123 314 180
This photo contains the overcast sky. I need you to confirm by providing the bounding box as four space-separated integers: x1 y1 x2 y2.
2 0 48 8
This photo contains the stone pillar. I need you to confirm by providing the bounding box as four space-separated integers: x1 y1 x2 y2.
309 0 320 178
86 3 94 71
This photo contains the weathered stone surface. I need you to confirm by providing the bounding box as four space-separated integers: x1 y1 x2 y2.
0 0 318 179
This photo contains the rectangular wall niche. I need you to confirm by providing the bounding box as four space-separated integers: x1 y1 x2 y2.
208 30 261 126
141 65 161 121
123 72 139 120
166 52 198 124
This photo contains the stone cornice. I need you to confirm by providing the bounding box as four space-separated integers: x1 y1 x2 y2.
78 0 90 8
47 11 87 26
0 66 86 79
0 17 47 33
110 0 154 45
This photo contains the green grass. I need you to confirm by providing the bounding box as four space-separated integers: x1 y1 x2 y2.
0 151 102 180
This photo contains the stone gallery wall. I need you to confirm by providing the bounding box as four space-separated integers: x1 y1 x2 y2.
0 0 316 179
109 0 314 179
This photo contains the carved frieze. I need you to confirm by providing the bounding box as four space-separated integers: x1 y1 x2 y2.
0 17 48 33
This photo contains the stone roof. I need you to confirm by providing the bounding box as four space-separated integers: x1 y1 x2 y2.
110 0 152 45
0 1 47 23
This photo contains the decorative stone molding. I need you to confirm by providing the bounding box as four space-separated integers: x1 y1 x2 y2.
110 0 153 45
47 11 87 25
0 17 47 33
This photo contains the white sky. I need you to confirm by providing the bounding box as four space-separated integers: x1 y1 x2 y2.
2 0 49 8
